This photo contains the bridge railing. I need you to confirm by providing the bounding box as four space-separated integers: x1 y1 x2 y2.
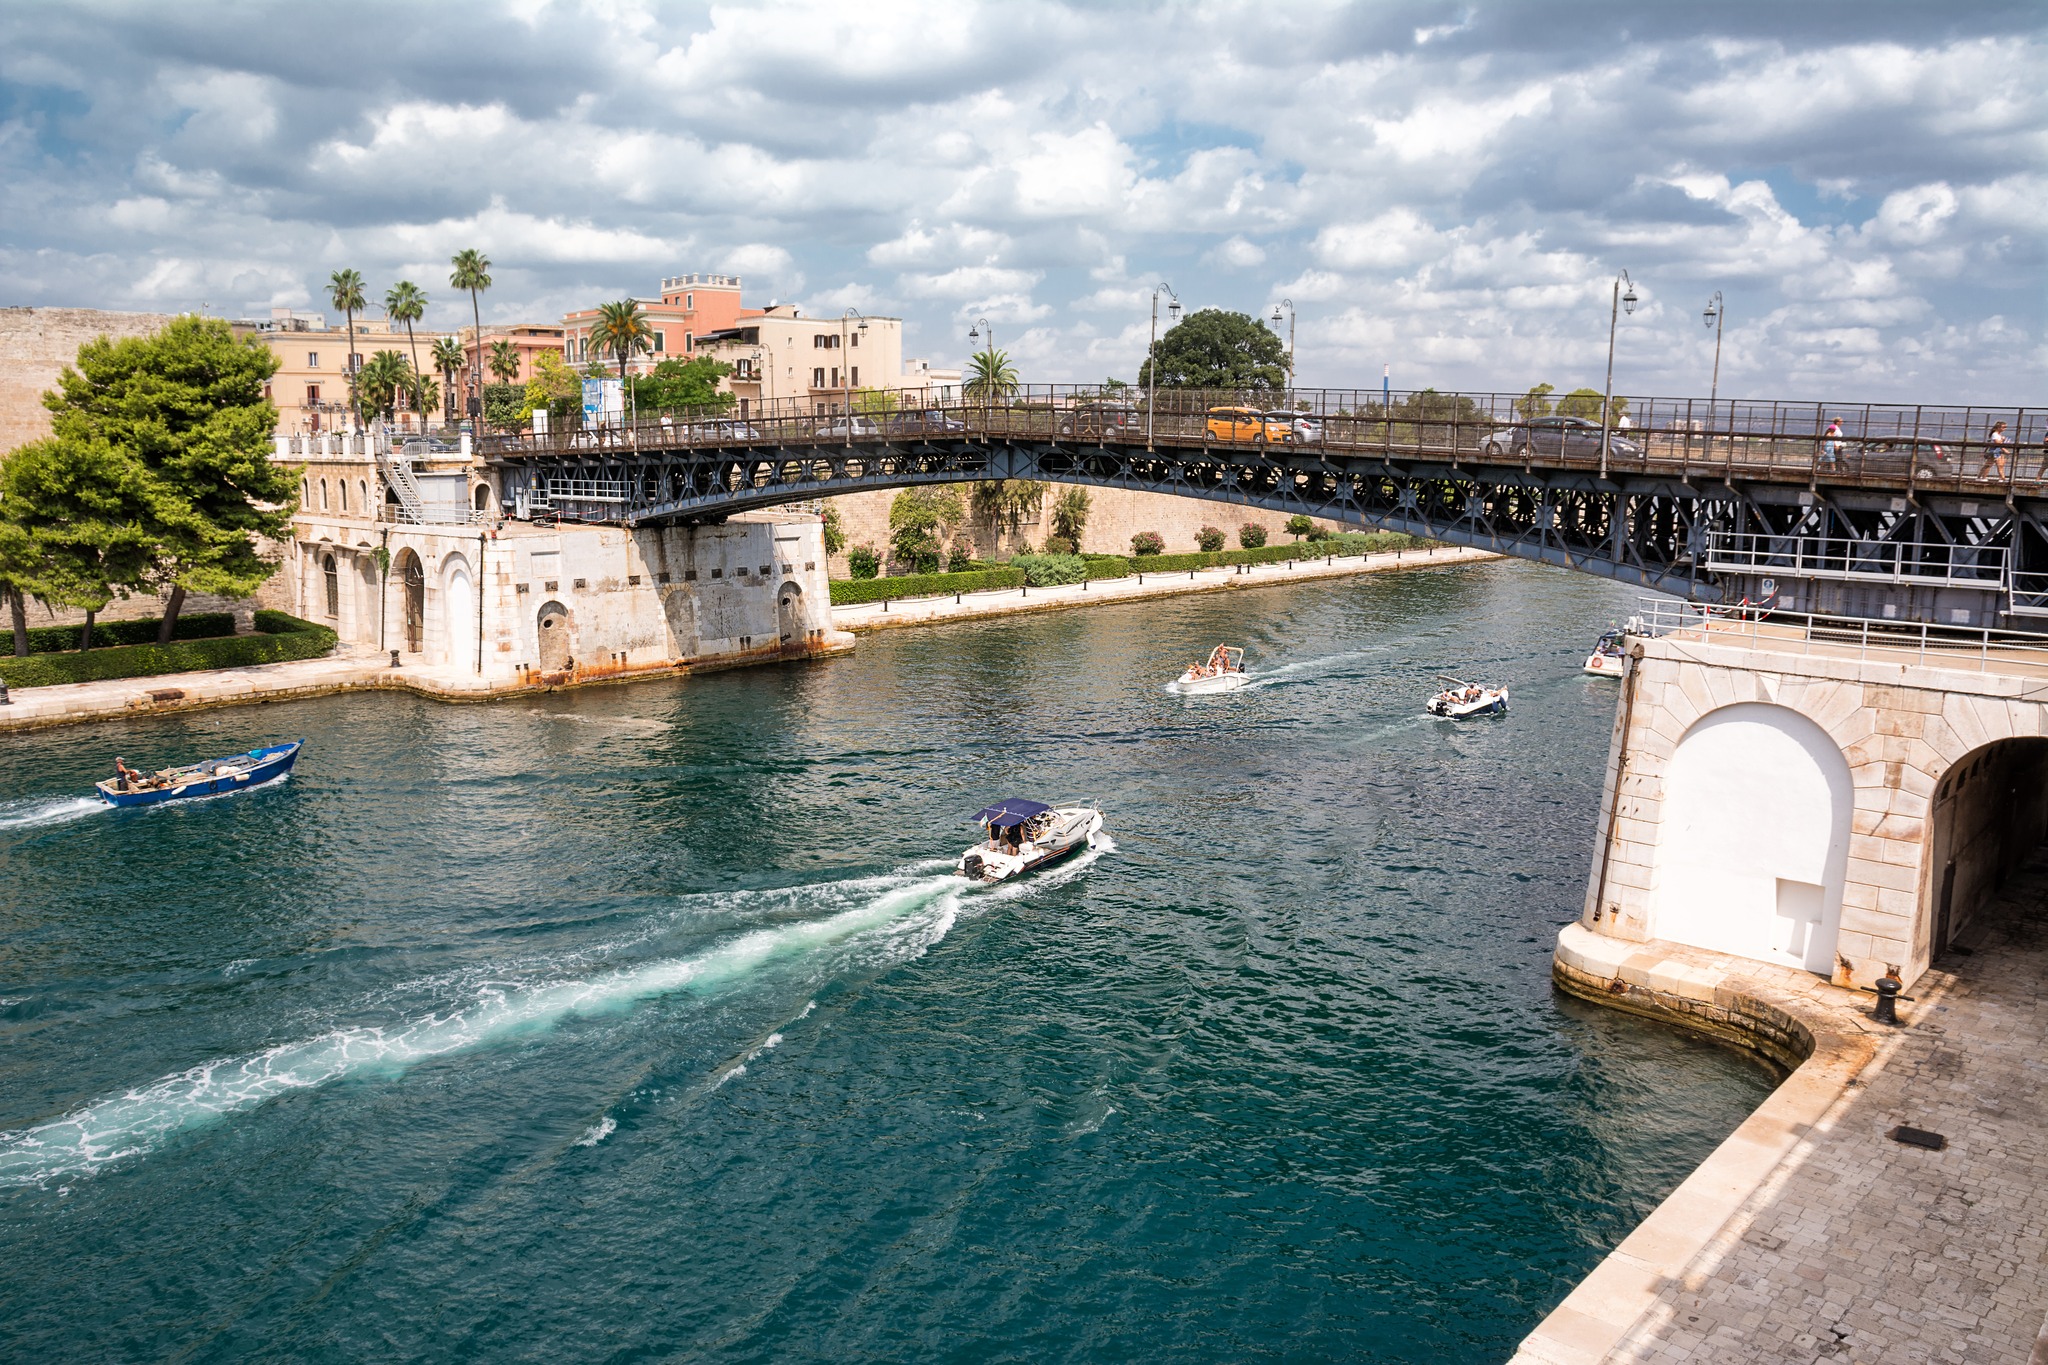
1701 532 2009 586
477 385 2040 494
1631 598 2048 673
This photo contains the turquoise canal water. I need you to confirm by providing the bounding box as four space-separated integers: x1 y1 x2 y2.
0 558 1776 1361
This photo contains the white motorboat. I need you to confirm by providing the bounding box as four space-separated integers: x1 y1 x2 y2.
957 798 1105 883
1174 644 1250 693
1583 628 1628 677
1426 677 1510 719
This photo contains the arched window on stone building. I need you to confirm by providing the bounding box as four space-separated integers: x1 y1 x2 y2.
322 553 339 619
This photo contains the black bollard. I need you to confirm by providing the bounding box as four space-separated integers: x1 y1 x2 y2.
1873 966 1903 1025
0 678 10 704
390 649 401 668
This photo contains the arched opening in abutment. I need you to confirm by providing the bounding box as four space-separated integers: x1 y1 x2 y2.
1651 702 1854 977
1920 738 2048 963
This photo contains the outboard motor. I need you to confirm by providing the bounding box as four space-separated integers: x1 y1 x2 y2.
962 852 986 882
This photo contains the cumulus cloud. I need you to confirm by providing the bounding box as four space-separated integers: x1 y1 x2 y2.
0 1 2038 399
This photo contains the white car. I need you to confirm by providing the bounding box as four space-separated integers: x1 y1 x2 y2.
815 416 882 439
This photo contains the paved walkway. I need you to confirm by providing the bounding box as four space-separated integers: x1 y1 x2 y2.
830 543 1499 632
1524 865 2048 1364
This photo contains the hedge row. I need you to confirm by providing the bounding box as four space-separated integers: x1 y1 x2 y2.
1081 555 1131 579
21 612 236 655
829 566 1026 605
0 612 338 689
1126 532 1438 573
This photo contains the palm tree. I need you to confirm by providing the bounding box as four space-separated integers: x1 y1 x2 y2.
593 298 654 389
328 268 367 430
383 280 428 415
430 337 465 426
488 339 521 383
449 248 492 422
355 351 413 426
962 346 1019 402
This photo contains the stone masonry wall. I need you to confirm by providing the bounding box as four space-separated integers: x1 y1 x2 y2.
0 307 172 454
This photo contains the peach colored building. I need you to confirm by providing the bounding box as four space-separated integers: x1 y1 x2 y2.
562 273 746 376
460 322 567 393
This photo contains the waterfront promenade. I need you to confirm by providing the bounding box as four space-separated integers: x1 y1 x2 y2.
0 544 1495 731
1521 863 2048 1364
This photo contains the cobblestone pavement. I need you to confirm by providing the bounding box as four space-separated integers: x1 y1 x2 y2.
1616 862 2048 1364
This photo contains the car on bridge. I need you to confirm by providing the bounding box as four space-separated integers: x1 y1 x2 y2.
1059 402 1139 439
1481 415 1640 460
1265 411 1324 445
1205 406 1296 444
881 409 967 436
816 415 883 440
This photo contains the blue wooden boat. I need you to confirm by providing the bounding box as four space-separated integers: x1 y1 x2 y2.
95 741 304 808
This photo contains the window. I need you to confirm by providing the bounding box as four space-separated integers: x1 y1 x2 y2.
684 333 693 352
348 352 362 373
301 477 309 503
830 367 840 388
319 478 329 510
813 367 825 387
308 352 319 367
851 331 860 347
323 555 339 618
339 480 348 512
653 331 664 353
359 479 369 512
813 335 825 349
850 366 858 386
263 383 273 402
685 292 693 310
306 383 321 406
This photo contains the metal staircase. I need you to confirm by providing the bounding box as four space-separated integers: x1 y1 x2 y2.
375 442 429 523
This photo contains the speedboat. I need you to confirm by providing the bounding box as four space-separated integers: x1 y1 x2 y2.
1175 644 1249 693
95 741 303 808
1425 679 1509 720
957 797 1104 883
1583 628 1628 677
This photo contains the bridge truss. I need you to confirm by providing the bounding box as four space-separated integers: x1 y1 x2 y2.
483 386 2042 629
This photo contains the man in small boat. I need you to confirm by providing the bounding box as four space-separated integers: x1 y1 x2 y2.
113 758 151 792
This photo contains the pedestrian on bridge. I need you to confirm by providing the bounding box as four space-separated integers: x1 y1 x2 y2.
1821 418 1842 467
1979 420 2009 479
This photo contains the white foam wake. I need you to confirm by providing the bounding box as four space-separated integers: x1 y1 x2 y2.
0 871 966 1187
0 796 105 831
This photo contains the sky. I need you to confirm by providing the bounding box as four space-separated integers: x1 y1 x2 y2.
2 0 2042 402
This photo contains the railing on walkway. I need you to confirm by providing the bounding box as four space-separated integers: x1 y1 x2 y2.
1701 532 2009 586
473 384 2042 498
1630 598 2048 673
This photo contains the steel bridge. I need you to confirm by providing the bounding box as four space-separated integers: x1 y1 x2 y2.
482 386 2043 629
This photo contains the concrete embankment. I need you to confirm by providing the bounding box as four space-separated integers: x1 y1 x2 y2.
831 543 1500 633
1516 877 2048 1363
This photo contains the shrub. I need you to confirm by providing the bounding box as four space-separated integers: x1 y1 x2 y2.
1131 531 1165 557
1010 553 1090 586
1042 534 1077 555
22 611 236 655
1195 525 1226 553
1305 524 1332 543
828 566 1024 606
820 506 846 555
1050 486 1091 544
0 613 336 689
1081 555 1130 579
847 544 881 579
1285 514 1313 540
1238 522 1268 549
946 538 975 572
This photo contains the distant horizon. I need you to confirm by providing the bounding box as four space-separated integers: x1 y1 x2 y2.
3 1 2039 403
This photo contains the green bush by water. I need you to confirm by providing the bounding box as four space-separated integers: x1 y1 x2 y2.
0 612 337 688
20 612 236 655
1010 553 1091 586
829 566 1026 605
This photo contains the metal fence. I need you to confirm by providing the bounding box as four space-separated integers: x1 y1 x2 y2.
1630 597 2048 672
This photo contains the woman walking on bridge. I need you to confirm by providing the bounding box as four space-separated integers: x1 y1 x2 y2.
1979 420 2009 480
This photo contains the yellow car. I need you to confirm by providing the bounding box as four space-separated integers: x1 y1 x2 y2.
1205 406 1289 443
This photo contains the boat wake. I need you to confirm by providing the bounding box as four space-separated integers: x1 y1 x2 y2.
0 796 106 832
0 865 977 1188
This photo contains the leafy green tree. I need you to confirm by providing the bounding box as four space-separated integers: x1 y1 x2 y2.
630 355 733 413
888 486 964 574
42 315 296 642
1517 383 1556 419
852 387 899 418
383 280 428 412
450 248 492 417
487 339 521 383
593 300 653 388
519 350 585 425
1049 485 1091 546
971 479 1046 536
328 268 367 430
1558 387 1628 424
0 435 157 651
820 506 846 556
963 347 1019 402
1138 308 1285 391
1285 514 1313 540
430 336 466 424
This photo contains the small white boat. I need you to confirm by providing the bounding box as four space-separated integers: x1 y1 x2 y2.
957 798 1105 883
1426 677 1509 720
1583 628 1628 677
1175 644 1249 693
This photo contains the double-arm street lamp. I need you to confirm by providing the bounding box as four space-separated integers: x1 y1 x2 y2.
839 308 868 425
1599 269 1639 478
1146 283 1180 449
1702 290 1726 461
967 316 994 427
1269 299 1295 396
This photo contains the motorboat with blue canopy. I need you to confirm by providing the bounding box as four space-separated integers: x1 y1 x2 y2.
95 741 303 808
958 796 1104 883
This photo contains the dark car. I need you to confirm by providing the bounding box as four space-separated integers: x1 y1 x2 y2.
1059 402 1139 439
1482 415 1639 460
883 409 967 435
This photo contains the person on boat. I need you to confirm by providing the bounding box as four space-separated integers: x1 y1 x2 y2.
113 758 147 791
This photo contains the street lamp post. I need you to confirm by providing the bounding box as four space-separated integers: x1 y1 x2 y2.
1269 299 1295 397
839 308 868 432
967 317 994 431
1146 283 1180 450
1599 269 1639 479
1702 291 1725 461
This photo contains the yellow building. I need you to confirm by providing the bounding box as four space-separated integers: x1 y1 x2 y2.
240 307 452 436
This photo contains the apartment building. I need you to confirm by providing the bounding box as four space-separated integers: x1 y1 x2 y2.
695 305 917 417
241 307 450 435
460 322 567 388
561 273 746 375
